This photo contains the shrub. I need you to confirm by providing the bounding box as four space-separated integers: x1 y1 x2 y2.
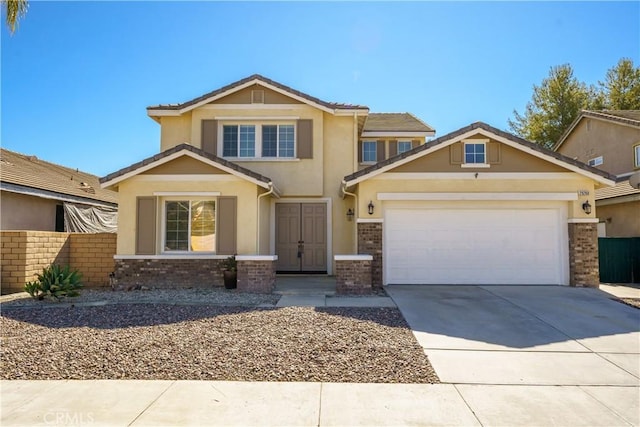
24 264 83 301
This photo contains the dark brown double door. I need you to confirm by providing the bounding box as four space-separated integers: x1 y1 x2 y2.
276 203 327 272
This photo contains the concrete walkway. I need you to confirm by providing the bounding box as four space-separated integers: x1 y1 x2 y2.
4 379 638 426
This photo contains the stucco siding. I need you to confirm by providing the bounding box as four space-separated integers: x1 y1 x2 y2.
596 200 640 237
393 140 567 173
160 114 192 151
0 191 58 231
357 175 596 221
558 119 640 176
116 177 259 255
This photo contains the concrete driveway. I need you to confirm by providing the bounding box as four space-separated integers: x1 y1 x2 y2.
388 285 640 426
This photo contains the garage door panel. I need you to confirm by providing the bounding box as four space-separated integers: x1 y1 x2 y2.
385 207 565 285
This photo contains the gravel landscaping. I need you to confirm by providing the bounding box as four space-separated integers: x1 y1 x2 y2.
0 302 439 383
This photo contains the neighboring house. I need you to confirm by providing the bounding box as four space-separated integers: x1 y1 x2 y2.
1 148 118 233
554 110 640 238
101 74 614 289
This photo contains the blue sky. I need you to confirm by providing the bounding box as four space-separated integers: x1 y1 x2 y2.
2 1 638 177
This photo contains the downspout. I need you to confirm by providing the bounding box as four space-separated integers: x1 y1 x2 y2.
256 182 277 254
341 180 358 253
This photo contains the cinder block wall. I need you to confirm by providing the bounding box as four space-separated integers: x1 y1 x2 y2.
69 233 116 288
0 231 116 294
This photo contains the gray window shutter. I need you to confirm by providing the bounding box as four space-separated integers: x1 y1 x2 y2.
358 141 363 163
136 197 156 255
377 140 385 162
450 143 463 164
202 120 218 155
412 139 420 149
297 119 313 159
388 140 398 157
217 196 237 254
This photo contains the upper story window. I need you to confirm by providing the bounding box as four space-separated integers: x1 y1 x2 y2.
262 125 294 158
588 156 603 167
362 141 377 163
398 141 412 154
464 142 486 164
634 144 640 168
221 123 295 159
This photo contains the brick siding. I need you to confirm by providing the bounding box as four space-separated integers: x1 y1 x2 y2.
237 260 276 293
0 231 116 293
568 223 600 287
357 222 383 288
113 258 225 290
335 259 372 295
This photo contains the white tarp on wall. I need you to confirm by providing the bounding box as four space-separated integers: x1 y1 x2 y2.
64 203 117 233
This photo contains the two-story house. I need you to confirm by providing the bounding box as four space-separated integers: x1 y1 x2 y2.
554 110 640 238
101 75 614 291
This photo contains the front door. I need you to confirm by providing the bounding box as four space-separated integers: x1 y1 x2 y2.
276 203 327 272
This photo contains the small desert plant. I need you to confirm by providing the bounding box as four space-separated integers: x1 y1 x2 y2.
24 264 83 301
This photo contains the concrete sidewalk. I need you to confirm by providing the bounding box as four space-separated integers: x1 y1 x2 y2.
2 380 637 426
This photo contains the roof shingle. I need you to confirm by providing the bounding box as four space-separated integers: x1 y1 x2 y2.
147 74 369 112
0 148 118 205
363 113 435 133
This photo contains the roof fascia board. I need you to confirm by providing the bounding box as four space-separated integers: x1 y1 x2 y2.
334 109 370 116
1 182 117 207
475 128 615 186
100 150 271 190
151 79 337 116
345 127 484 186
346 127 615 187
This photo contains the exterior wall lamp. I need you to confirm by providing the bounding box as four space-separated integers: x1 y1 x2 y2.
346 208 354 221
368 201 375 215
582 200 592 215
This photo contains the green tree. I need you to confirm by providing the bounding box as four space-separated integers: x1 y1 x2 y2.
509 64 592 149
2 0 28 34
600 58 640 110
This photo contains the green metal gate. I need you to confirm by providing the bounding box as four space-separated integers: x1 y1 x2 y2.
598 238 640 283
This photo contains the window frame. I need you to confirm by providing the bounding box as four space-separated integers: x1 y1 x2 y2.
362 140 377 163
397 141 412 154
219 121 296 160
588 156 603 167
461 139 490 167
161 197 217 254
634 144 640 169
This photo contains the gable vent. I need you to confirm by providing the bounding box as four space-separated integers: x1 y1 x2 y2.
251 90 264 104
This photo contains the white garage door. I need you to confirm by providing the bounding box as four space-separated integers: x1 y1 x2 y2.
385 206 567 285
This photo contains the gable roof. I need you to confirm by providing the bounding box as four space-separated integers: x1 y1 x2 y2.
147 74 369 118
344 122 616 187
100 143 275 191
362 113 435 134
554 110 640 151
0 148 118 206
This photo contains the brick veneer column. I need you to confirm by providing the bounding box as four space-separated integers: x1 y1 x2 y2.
335 255 372 295
357 222 383 288
568 222 599 288
236 256 277 294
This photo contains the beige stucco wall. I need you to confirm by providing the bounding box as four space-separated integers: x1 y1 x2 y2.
357 174 597 221
160 114 192 151
596 200 640 237
0 191 59 231
558 119 640 176
189 105 325 196
115 176 260 255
